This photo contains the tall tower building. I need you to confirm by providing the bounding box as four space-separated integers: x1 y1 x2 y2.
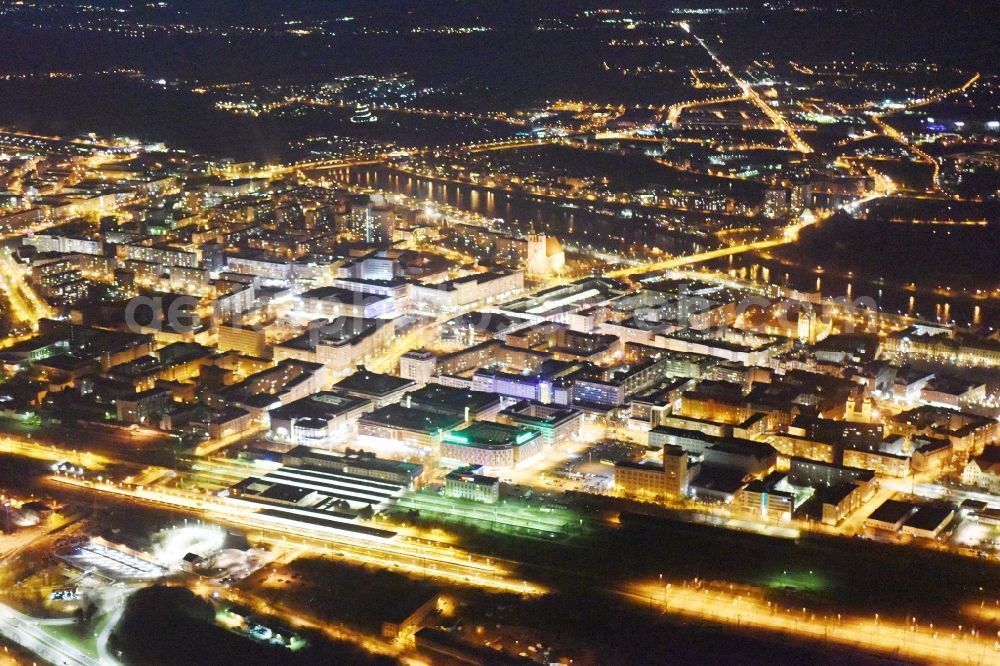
797 307 818 345
400 349 437 384
526 233 565 276
663 445 690 497
763 188 790 219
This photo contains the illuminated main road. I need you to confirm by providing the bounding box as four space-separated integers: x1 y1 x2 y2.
0 435 111 469
604 185 892 279
606 234 792 278
270 137 559 176
0 248 55 330
869 72 981 191
685 30 812 153
605 212 819 279
0 601 103 666
666 92 748 127
626 580 1000 664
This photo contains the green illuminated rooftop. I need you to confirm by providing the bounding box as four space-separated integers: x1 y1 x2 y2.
443 420 541 449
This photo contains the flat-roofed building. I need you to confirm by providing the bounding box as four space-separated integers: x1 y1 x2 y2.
654 332 774 366
658 414 731 439
399 349 436 384
274 318 393 376
269 390 373 447
687 465 745 504
863 499 918 532
627 378 695 430
296 286 395 320
791 414 884 452
788 457 875 493
381 593 443 641
334 367 416 407
330 276 411 301
115 387 172 425
106 341 214 391
498 276 630 322
358 404 465 457
411 270 523 312
437 340 501 375
440 421 543 470
738 472 795 522
615 460 670 500
225 253 291 281
767 433 836 464
282 446 424 489
162 404 252 440
402 383 502 423
444 465 500 504
842 448 910 478
208 358 328 421
648 426 722 454
498 400 583 449
703 439 778 476
121 243 198 269
901 505 955 539
217 324 268 358
614 445 690 500
817 482 869 526
472 368 553 404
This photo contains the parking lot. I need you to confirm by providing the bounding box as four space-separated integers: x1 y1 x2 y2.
538 440 642 493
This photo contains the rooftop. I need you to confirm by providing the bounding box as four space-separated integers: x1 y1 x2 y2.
443 420 540 450
269 390 371 421
404 383 500 417
903 505 955 532
284 446 423 480
867 499 918 525
278 318 386 351
359 404 465 434
335 368 415 397
445 465 500 486
299 286 388 306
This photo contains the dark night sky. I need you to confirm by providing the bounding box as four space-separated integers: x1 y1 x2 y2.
0 1 993 159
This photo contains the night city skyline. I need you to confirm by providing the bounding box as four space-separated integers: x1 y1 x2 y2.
0 2 998 664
